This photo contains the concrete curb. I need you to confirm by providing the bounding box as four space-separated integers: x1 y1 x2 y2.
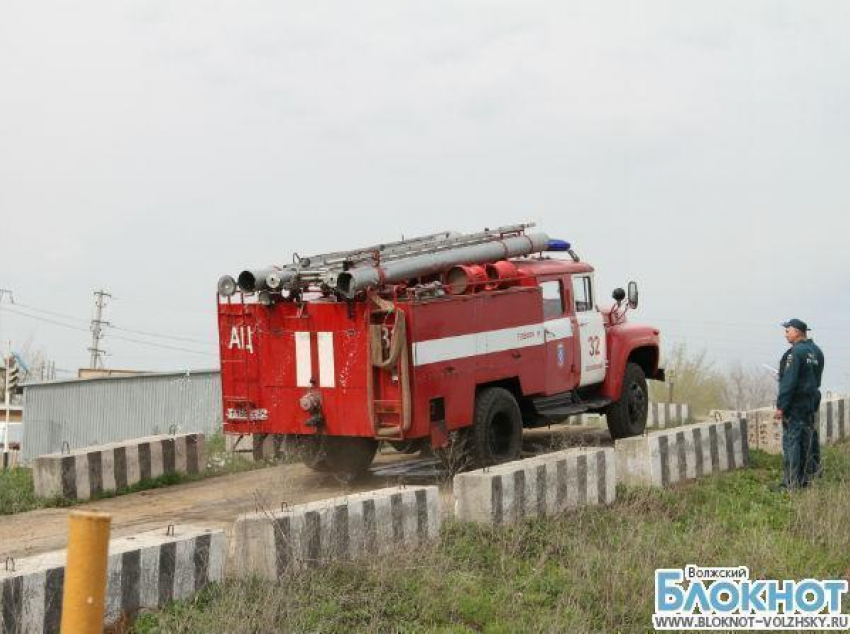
567 402 690 429
33 433 205 500
744 397 849 455
229 486 440 580
615 419 749 487
453 447 617 526
817 397 849 447
648 402 691 428
745 408 782 454
0 524 225 634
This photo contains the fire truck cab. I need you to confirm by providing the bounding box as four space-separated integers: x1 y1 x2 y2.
217 225 663 480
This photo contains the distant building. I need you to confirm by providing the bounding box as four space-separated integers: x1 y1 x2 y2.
0 403 23 424
21 369 222 462
77 368 147 380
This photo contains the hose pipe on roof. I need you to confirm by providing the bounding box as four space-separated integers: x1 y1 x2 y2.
336 232 550 298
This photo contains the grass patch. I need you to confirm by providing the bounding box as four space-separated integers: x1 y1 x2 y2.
134 444 850 634
0 433 266 515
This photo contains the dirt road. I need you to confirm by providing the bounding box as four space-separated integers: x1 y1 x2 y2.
0 423 611 560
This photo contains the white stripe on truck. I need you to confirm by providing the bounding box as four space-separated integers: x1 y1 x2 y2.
412 318 573 367
295 331 312 387
317 332 336 388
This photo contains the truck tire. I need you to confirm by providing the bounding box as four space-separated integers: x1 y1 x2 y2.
605 362 648 439
323 436 378 484
299 435 331 472
388 439 427 454
470 387 523 467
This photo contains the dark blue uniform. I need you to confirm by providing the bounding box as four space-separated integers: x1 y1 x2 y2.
777 340 822 488
806 339 825 480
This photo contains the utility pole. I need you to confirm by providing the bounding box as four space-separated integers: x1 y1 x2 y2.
3 348 15 469
0 292 12 468
0 290 13 358
88 289 111 369
3 353 8 469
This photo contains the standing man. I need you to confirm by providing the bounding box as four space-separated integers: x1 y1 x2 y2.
774 319 821 490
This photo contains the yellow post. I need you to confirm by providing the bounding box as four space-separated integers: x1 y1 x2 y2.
60 510 112 633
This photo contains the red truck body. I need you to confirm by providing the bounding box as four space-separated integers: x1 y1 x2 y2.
219 256 662 451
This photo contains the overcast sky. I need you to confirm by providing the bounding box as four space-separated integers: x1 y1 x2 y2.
1 1 849 391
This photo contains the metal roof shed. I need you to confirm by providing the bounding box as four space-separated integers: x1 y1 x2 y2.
21 369 222 463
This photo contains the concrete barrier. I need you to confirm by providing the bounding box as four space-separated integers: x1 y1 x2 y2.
744 397 850 455
565 413 607 427
33 433 205 500
0 525 225 633
745 407 781 454
648 402 691 428
230 486 440 580
566 403 690 429
816 397 849 447
453 447 616 526
616 419 749 487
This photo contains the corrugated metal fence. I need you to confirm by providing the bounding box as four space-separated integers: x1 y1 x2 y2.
22 370 222 463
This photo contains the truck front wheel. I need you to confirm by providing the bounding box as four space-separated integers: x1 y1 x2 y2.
470 387 523 467
605 362 648 439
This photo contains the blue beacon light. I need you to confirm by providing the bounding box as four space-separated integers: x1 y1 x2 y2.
546 239 572 251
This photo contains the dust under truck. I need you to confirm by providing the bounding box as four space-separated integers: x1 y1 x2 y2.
216 223 664 480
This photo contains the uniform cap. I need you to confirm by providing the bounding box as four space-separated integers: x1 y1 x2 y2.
781 318 808 332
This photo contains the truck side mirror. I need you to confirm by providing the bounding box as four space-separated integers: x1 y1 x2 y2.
612 288 626 303
627 281 639 309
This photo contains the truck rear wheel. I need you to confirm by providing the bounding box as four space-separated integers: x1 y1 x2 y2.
470 387 523 467
323 436 378 484
299 436 331 472
605 362 648 439
388 439 427 454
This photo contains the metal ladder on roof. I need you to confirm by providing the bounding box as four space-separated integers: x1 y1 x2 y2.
284 222 536 284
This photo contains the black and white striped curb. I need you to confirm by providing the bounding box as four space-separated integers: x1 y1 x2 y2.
229 486 440 580
453 447 616 526
0 525 224 634
816 397 849 447
744 407 786 454
566 403 690 429
225 432 283 462
615 419 749 487
33 433 205 500
742 397 849 455
648 402 690 428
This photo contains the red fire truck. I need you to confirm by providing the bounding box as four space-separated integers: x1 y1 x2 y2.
217 223 664 480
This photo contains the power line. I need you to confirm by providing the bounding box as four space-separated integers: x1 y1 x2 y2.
661 331 850 353
109 324 215 346
13 301 90 325
650 316 850 334
1 306 90 333
13 300 215 346
108 334 216 356
1 306 216 356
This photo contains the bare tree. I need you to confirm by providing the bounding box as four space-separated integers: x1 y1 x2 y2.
721 361 776 411
649 343 727 416
0 338 53 399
